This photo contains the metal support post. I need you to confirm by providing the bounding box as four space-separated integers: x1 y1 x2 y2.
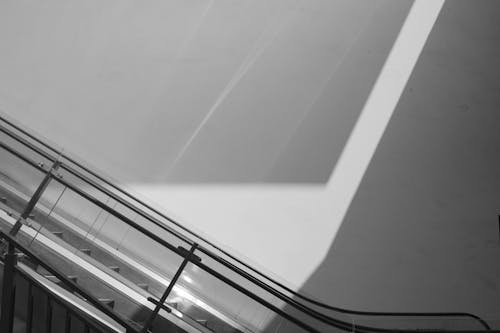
140 243 198 333
9 160 60 237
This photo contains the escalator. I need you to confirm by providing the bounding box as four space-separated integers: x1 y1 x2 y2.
0 113 496 333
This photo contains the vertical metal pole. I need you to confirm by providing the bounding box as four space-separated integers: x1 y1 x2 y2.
140 243 198 333
9 161 60 237
0 241 17 333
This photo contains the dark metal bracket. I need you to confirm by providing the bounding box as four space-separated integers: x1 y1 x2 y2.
140 243 198 333
9 160 61 237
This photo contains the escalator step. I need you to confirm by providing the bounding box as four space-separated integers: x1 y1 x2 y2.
167 302 178 310
18 254 38 270
128 320 146 333
108 266 120 273
37 266 51 276
80 249 91 256
52 231 64 239
43 275 61 284
196 319 208 327
98 298 115 309
44 274 79 287
67 275 78 284
137 283 149 291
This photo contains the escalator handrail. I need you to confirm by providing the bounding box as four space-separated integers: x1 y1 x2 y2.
0 114 492 331
0 139 352 331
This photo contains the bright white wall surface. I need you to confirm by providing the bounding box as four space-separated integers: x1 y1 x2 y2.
0 0 413 289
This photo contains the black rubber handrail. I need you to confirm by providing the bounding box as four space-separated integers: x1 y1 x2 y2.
0 123 194 247
0 138 354 331
2 195 487 333
0 114 492 331
0 121 492 330
187 252 493 333
197 246 492 330
0 113 332 300
0 115 492 331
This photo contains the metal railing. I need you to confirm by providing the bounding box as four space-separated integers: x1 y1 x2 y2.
0 112 493 332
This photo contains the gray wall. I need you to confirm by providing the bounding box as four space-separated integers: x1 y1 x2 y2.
290 0 500 328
